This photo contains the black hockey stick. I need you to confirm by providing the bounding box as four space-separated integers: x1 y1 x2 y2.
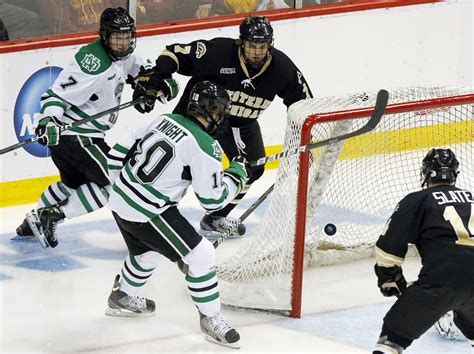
250 89 389 167
0 98 143 155
178 184 275 274
177 89 389 274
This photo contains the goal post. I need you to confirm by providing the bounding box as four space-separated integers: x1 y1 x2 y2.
217 86 474 318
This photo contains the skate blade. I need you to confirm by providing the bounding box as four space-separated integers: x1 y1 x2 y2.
203 334 240 349
198 229 244 239
25 210 49 249
10 234 35 241
104 307 155 318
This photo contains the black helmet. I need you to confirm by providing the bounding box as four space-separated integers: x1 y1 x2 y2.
421 148 459 187
239 16 274 45
187 81 231 137
100 7 136 60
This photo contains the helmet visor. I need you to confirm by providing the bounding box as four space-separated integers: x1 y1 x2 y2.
107 31 136 59
242 40 270 69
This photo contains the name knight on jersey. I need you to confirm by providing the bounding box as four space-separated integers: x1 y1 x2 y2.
155 118 188 142
227 89 272 119
432 190 474 205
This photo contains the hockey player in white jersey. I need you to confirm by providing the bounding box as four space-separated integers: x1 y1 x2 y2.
17 7 178 248
104 81 249 349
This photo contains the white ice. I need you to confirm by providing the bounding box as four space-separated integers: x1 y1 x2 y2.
0 170 471 353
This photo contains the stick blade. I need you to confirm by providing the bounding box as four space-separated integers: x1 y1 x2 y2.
367 89 389 129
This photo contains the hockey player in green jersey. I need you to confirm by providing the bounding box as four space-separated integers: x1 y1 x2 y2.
17 7 179 248
104 81 249 349
132 16 313 238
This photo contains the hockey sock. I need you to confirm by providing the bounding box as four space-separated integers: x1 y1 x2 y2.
186 270 220 317
211 184 250 218
60 183 111 218
119 252 163 296
37 181 72 209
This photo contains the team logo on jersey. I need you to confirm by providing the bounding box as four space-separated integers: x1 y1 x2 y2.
220 67 236 74
80 53 101 72
211 141 222 160
14 66 63 157
195 42 207 59
241 78 255 90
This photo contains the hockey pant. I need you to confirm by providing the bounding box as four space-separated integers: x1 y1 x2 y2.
379 282 474 349
38 136 113 219
112 208 220 317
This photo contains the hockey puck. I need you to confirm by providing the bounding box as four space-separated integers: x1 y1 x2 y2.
324 223 337 236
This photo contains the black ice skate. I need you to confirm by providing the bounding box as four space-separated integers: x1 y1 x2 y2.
199 215 245 238
26 205 65 248
199 312 240 349
105 275 155 318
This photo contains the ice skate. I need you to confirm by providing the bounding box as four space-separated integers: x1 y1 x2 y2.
105 275 155 317
199 214 245 238
26 205 65 248
199 312 240 349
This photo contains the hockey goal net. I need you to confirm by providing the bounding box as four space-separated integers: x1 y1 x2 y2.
217 86 474 317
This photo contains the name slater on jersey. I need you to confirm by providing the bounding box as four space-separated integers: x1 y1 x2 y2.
432 190 474 205
155 119 188 142
227 90 272 119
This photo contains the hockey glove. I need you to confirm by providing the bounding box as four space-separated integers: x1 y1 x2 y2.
35 116 62 146
374 264 407 297
224 156 251 193
133 67 179 113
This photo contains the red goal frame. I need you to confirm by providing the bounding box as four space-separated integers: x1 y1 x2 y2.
290 93 474 318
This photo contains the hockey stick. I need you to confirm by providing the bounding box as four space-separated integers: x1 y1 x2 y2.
177 89 389 274
0 98 143 155
250 89 389 167
178 184 275 274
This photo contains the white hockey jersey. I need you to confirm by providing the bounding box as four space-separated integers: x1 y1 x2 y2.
39 39 149 138
108 114 241 222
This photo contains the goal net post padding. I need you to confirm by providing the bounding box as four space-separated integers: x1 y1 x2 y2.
216 86 474 318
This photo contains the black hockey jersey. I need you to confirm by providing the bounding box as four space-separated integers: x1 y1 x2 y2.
155 37 313 127
375 185 474 287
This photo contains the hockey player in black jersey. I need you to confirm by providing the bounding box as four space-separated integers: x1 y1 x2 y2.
373 148 474 353
132 16 313 237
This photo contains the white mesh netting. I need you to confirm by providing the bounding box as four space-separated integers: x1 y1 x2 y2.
217 86 474 314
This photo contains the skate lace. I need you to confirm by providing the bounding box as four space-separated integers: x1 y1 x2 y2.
218 218 238 231
50 223 58 241
126 295 147 310
208 314 232 337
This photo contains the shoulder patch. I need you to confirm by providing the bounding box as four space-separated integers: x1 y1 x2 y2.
74 40 112 75
80 53 102 72
196 41 207 59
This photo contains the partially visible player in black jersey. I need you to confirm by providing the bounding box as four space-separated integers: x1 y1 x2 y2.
372 148 474 354
132 16 313 237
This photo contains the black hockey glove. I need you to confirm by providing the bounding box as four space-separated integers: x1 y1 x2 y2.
374 264 407 297
132 67 179 113
35 116 62 146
